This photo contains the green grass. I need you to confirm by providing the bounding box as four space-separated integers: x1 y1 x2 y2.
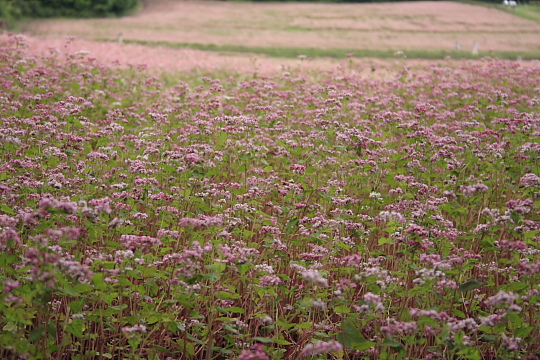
117 38 540 61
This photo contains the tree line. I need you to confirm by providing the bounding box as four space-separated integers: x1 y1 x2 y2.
1 0 139 29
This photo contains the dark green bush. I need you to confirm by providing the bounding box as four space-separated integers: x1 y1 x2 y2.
0 0 139 20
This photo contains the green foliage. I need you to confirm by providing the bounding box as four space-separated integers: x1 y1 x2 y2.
1 0 139 20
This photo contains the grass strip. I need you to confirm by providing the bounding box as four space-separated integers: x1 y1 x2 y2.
113 39 540 61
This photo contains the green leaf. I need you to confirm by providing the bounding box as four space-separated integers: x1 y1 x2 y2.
504 282 528 292
29 327 45 342
110 304 128 311
273 338 293 345
337 320 375 351
0 204 15 215
215 317 235 322
206 262 227 273
216 131 227 147
143 266 158 278
452 309 466 318
515 326 533 338
92 273 106 290
378 237 394 246
334 305 351 314
147 315 160 325
459 279 483 292
382 337 403 350
153 345 174 354
74 283 93 294
66 318 84 338
479 334 496 342
506 312 523 327
221 307 245 314
285 217 298 234
457 347 481 360
58 287 81 297
215 291 240 300
510 211 524 224
253 337 274 343
176 339 195 356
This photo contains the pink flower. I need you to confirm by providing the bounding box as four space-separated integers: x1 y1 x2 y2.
301 340 342 357
259 275 282 287
301 269 328 287
289 164 306 174
122 324 147 334
239 344 269 360
519 173 540 187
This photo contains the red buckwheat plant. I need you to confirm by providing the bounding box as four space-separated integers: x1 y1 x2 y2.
1 33 540 360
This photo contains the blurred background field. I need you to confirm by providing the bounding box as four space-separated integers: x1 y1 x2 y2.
2 0 540 70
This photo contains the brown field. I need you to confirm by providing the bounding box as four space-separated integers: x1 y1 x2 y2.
5 34 350 74
9 33 430 77
14 1 540 74
22 0 540 53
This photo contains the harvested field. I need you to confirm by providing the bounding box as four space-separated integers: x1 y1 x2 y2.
21 0 540 55
7 34 403 75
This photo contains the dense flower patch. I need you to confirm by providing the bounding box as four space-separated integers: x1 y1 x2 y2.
1 33 540 360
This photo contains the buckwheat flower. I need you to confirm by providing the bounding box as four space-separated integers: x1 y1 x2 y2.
479 314 502 326
39 196 78 215
485 291 519 306
301 340 342 357
122 324 147 334
301 269 328 287
259 275 282 287
3 279 20 293
448 318 478 333
520 173 540 188
381 319 418 336
473 223 492 234
506 199 534 214
119 234 162 251
378 211 406 223
238 343 269 360
369 191 382 199
108 217 124 228
501 333 522 351
157 229 180 239
88 197 112 215
254 264 274 274
57 259 93 283
311 298 327 309
115 250 134 259
437 279 458 290
260 316 273 326
132 212 149 219
0 215 17 228
289 164 306 174
4 294 23 303
0 227 20 249
363 292 381 304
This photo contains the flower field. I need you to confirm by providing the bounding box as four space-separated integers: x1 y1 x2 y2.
1 33 540 360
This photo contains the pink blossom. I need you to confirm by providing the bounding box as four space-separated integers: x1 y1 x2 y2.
238 344 269 360
259 275 282 287
519 173 540 187
300 340 342 357
301 269 329 287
